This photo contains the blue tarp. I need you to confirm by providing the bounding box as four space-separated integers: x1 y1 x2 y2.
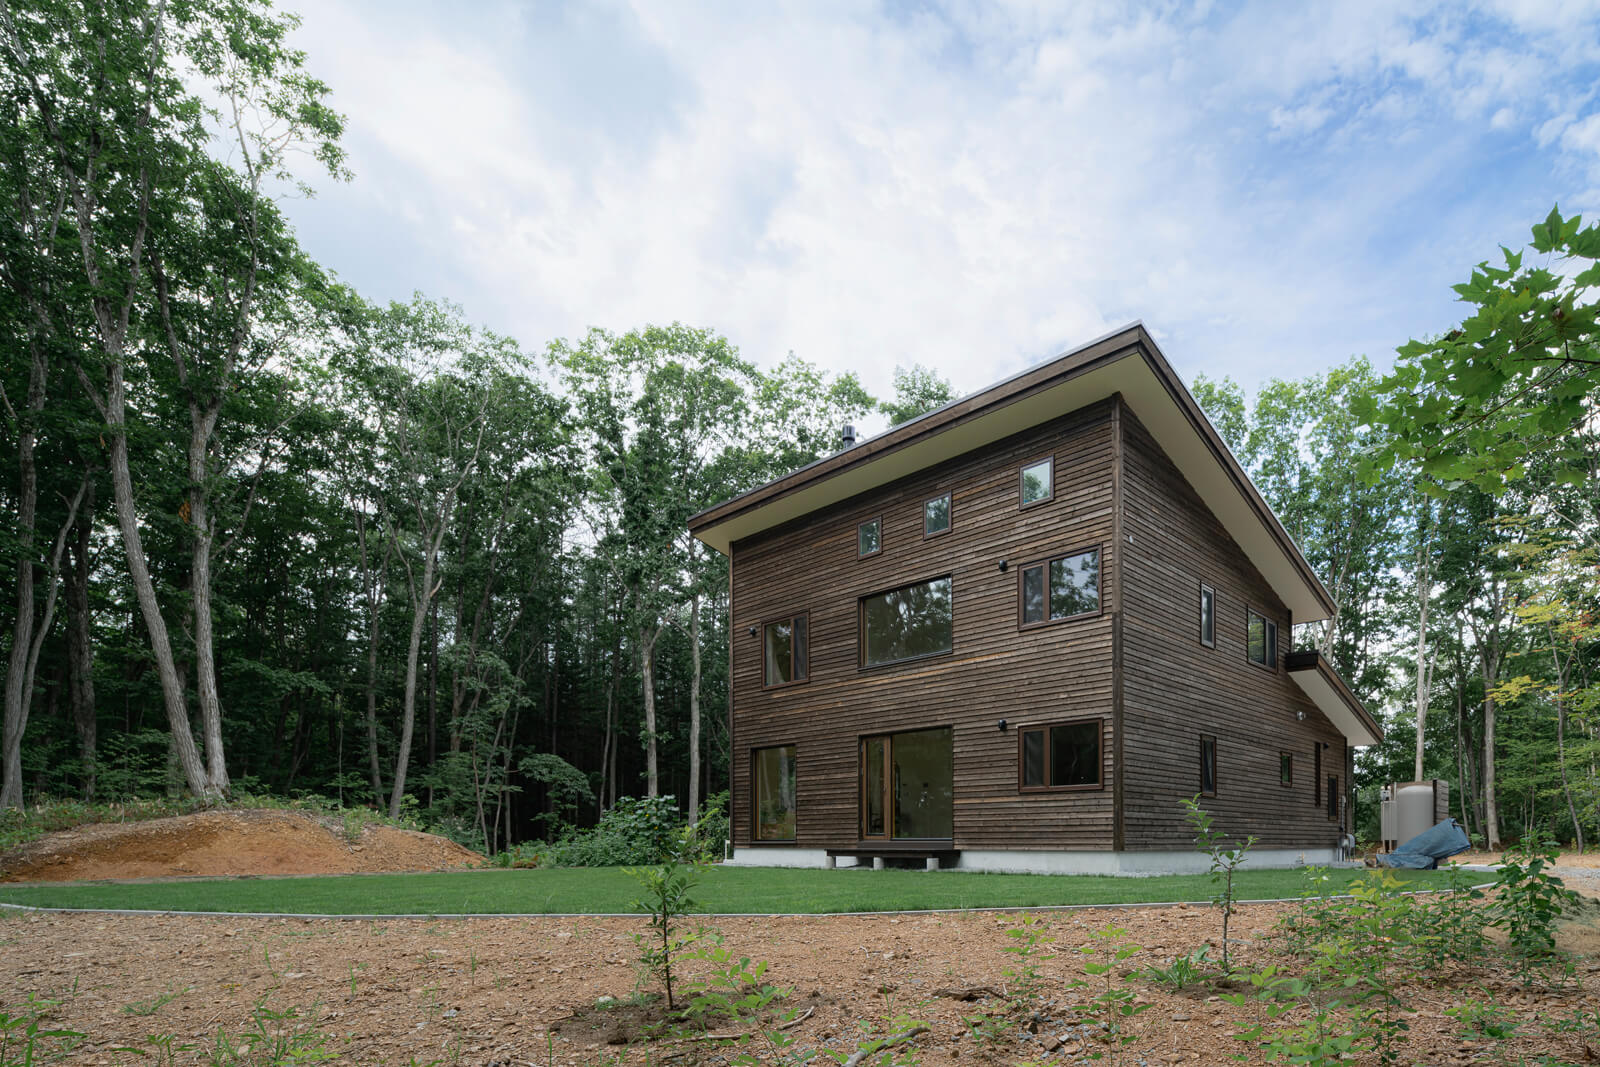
1376 818 1472 869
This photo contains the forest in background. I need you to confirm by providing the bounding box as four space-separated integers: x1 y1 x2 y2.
1 0 1596 855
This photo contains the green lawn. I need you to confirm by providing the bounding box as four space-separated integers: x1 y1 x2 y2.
0 864 1461 916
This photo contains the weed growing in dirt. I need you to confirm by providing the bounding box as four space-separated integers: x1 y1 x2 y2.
113 1030 193 1065
1073 925 1148 1066
1137 947 1213 991
1490 830 1579 964
206 998 335 1065
1445 996 1520 1040
0 995 83 1066
122 987 188 1017
825 1001 930 1066
1180 794 1254 973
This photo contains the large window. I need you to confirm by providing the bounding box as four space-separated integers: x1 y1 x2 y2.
763 613 808 688
923 492 951 537
861 728 953 840
1247 608 1278 668
858 516 882 557
1020 456 1053 507
1019 719 1102 790
1200 583 1216 648
753 745 796 841
1020 547 1100 626
861 577 953 666
1200 735 1217 796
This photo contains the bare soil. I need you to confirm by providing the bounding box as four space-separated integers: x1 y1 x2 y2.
3 895 1597 1066
0 809 483 882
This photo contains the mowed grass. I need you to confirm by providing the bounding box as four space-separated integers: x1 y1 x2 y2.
0 864 1459 916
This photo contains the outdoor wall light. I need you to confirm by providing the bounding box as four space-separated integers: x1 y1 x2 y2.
997 559 1008 572
1296 710 1306 721
747 626 758 637
997 719 1008 731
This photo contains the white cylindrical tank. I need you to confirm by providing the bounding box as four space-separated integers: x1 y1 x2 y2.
1395 781 1439 847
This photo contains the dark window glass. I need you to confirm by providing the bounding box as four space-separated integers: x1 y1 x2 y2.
1020 458 1052 505
1327 776 1339 820
858 518 881 557
862 577 952 666
1200 735 1217 795
863 737 886 837
1050 723 1100 786
892 727 953 839
1022 565 1046 624
1280 752 1293 787
753 745 796 841
1022 729 1045 787
1314 746 1322 807
1049 551 1099 619
924 493 951 536
1019 721 1101 789
763 614 807 686
1200 585 1215 647
1247 609 1276 666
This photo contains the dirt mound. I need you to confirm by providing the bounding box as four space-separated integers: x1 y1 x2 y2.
0 808 484 883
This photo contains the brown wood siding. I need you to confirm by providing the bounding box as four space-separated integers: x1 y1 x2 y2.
730 402 1119 851
1118 411 1346 851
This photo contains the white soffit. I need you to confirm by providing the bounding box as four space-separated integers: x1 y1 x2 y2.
1290 667 1382 747
695 348 1329 623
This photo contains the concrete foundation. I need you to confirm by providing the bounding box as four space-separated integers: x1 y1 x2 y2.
726 846 1340 876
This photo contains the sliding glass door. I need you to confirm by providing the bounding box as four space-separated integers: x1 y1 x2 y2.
859 727 952 841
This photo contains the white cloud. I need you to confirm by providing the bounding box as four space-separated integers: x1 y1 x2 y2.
280 0 1600 405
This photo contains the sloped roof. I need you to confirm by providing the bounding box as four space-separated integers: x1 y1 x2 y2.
1287 650 1385 746
689 323 1338 622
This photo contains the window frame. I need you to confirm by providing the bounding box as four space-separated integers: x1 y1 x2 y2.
1017 543 1103 629
1018 454 1055 510
1199 734 1218 797
1280 751 1293 788
1327 775 1339 821
1314 745 1322 808
857 515 883 559
857 574 955 670
1246 606 1279 670
1199 582 1216 648
751 744 797 843
922 491 952 539
1016 717 1105 793
760 611 810 691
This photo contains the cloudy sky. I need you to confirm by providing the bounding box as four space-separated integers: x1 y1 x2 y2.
279 0 1600 411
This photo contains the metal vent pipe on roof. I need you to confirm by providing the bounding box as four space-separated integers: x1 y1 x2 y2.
840 423 856 449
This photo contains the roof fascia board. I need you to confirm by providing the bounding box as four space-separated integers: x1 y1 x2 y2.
1287 650 1384 746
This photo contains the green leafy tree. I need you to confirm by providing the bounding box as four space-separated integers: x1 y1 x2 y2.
880 363 956 427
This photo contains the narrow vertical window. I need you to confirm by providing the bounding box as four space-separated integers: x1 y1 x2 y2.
923 492 951 537
1327 776 1339 821
1314 745 1322 807
763 613 808 687
1247 608 1278 668
1199 584 1215 648
1200 735 1217 796
858 517 881 557
753 745 797 841
1020 457 1053 507
1280 752 1293 787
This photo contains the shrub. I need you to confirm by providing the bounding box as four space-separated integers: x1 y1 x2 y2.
538 795 685 867
1491 829 1579 961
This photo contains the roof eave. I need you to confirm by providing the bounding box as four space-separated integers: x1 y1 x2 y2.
1286 650 1384 747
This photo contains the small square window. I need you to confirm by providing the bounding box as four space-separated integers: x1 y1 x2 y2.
923 493 951 537
1200 735 1217 796
1020 457 1053 507
1199 584 1215 648
1280 752 1293 787
858 517 881 557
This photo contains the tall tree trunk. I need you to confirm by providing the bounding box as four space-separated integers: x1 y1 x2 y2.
1553 657 1584 851
1412 518 1432 782
105 362 210 797
640 624 660 798
353 507 387 803
1482 682 1501 851
66 487 97 800
187 407 228 795
1 341 45 809
688 589 702 825
389 536 441 820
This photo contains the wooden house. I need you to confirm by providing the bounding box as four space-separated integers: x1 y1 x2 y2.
687 324 1381 873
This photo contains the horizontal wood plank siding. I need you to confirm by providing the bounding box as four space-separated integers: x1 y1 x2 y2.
730 402 1118 851
1119 411 1346 851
